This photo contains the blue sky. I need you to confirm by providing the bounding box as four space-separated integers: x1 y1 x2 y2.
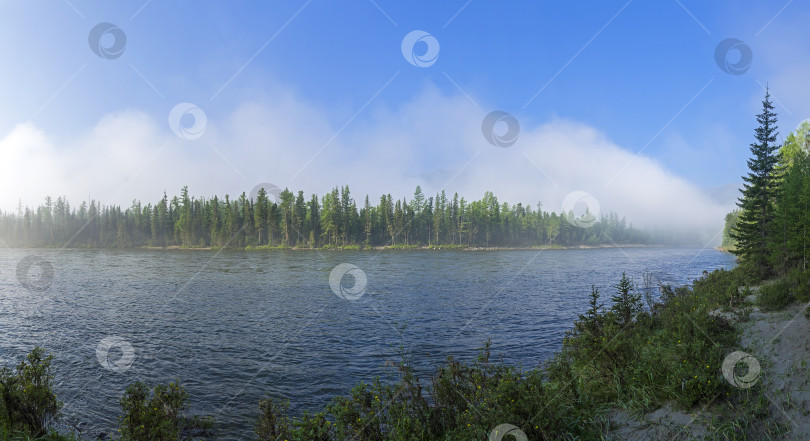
1 0 808 235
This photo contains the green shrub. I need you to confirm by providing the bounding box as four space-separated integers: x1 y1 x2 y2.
0 427 79 441
735 260 770 285
757 278 794 311
383 244 420 250
256 342 602 440
557 267 740 410
691 268 745 309
787 268 810 302
118 381 213 441
0 348 62 437
426 244 464 250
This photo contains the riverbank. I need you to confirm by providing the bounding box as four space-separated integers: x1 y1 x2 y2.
0 243 675 252
607 272 810 440
136 243 665 251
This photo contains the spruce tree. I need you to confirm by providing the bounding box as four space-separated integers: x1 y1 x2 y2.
611 272 641 327
731 89 781 276
577 285 604 337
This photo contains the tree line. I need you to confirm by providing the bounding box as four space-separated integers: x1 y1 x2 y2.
0 186 648 249
724 89 810 277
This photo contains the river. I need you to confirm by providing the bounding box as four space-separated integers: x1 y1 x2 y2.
0 247 736 440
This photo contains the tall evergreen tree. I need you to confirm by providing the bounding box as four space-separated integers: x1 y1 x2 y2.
293 191 306 246
254 189 269 245
731 89 781 276
308 194 321 247
279 189 295 246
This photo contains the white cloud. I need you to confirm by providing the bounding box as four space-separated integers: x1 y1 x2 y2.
0 88 734 242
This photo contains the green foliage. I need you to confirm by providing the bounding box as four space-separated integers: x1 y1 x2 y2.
778 120 810 168
731 89 782 276
610 272 642 327
117 381 213 441
721 209 740 250
575 285 604 337
0 428 79 441
726 91 810 281
787 268 810 302
426 244 465 250
0 351 212 441
690 268 746 309
756 278 794 311
559 268 740 412
0 187 651 249
770 149 810 274
256 341 602 441
0 348 62 438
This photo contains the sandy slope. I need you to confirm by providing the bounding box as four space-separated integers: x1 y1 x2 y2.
737 301 810 440
606 289 810 440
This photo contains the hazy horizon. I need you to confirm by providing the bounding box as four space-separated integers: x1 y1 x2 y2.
3 1 808 244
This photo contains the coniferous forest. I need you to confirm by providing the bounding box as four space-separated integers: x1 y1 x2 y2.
0 186 647 248
723 90 810 278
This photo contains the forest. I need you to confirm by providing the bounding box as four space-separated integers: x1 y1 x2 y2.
723 91 810 277
0 186 648 249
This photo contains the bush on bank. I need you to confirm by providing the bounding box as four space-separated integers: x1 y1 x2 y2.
0 347 76 441
118 382 214 441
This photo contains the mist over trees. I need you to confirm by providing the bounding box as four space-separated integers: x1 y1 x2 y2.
0 186 649 248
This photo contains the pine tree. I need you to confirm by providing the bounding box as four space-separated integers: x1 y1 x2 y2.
254 188 268 245
775 151 810 271
576 285 604 337
293 191 306 246
363 195 372 245
731 89 781 277
611 272 641 327
278 189 294 246
308 194 321 248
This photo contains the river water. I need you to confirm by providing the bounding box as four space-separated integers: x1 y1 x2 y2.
0 247 736 439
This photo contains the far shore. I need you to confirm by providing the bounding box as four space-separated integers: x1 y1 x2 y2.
139 243 672 251
3 243 716 252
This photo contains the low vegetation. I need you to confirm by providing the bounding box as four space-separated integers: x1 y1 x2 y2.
0 351 212 441
118 382 213 441
0 348 76 441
